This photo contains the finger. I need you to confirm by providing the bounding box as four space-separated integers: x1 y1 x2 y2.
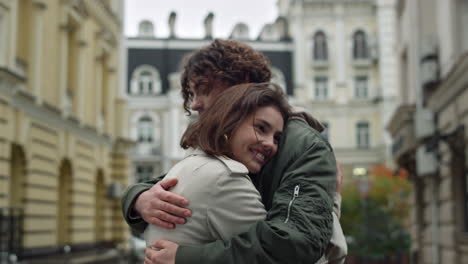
144 256 154 264
153 199 191 218
157 188 190 208
155 209 187 224
153 239 171 249
159 178 179 190
148 216 176 229
145 247 157 264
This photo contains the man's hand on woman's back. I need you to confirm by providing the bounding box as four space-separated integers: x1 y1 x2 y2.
134 178 192 229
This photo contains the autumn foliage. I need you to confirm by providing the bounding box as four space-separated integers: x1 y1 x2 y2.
341 164 412 258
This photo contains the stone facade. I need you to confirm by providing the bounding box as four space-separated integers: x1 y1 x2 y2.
387 0 468 262
278 0 399 179
0 0 131 260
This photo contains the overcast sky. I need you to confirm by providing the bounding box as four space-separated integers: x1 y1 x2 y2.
124 0 279 39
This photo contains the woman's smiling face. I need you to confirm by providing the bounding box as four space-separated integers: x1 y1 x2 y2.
229 106 284 174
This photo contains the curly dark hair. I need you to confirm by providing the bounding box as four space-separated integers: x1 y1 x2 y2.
180 39 272 114
181 82 291 157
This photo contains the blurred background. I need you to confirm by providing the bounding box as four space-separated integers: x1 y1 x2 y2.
0 0 467 263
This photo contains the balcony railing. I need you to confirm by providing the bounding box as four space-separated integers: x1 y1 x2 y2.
0 207 24 263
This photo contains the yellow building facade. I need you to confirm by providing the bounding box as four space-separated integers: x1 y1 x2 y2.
0 0 131 260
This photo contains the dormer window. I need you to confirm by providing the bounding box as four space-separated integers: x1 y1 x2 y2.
130 65 162 95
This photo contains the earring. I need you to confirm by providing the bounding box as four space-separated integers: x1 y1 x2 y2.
223 134 229 142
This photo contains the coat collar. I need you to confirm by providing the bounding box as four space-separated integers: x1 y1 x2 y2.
185 148 249 175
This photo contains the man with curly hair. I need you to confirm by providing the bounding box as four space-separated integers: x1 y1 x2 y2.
122 39 347 264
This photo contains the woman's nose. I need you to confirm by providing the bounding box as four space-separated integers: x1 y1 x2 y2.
261 136 277 155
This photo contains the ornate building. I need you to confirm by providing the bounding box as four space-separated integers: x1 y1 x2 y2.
278 0 400 179
0 0 131 261
387 0 468 262
124 14 293 183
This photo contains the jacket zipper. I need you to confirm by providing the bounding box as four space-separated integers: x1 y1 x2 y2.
284 185 300 223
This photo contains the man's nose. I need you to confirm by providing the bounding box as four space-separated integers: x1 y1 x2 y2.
190 98 203 111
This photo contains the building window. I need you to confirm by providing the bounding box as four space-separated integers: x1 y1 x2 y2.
136 165 154 182
139 71 153 93
356 121 370 148
130 65 162 95
353 30 369 59
313 31 328 61
314 76 328 100
355 76 368 98
138 116 153 142
322 121 330 141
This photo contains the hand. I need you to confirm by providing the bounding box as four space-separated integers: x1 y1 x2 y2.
144 240 179 264
336 161 343 194
134 178 192 229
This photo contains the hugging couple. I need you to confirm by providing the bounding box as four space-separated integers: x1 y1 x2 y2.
122 39 347 264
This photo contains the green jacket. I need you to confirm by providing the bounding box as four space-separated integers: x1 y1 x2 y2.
121 118 337 263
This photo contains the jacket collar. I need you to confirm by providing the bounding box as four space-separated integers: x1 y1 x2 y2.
185 148 249 175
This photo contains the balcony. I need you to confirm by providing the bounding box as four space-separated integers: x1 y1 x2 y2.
352 57 373 67
334 146 385 165
386 104 417 162
311 58 330 69
131 143 162 158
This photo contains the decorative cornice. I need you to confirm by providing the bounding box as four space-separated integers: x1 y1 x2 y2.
386 104 415 135
32 0 47 10
85 0 121 37
71 0 88 19
0 83 114 147
0 67 26 84
126 38 294 52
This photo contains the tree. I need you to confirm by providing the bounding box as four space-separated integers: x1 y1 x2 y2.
341 165 412 258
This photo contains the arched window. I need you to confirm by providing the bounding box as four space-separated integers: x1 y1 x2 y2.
271 67 287 93
356 121 370 148
313 31 328 61
130 65 162 95
353 30 369 59
138 116 153 143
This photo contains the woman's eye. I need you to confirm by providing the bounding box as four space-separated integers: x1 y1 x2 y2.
255 124 265 132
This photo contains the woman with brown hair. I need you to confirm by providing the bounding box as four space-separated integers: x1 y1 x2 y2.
143 82 290 247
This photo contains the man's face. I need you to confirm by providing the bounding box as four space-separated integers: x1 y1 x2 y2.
189 79 227 113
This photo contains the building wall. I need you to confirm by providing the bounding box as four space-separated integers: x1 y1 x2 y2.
280 0 399 179
0 0 130 257
388 0 468 263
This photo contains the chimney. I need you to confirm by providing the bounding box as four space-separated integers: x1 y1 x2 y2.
274 16 290 41
203 12 214 39
168 11 177 38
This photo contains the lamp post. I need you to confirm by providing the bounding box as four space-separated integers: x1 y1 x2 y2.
354 167 371 262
